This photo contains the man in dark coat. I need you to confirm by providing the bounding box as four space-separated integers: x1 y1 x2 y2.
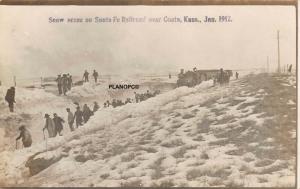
83 70 89 82
62 74 68 95
93 70 99 83
74 106 83 128
55 75 62 95
43 114 57 138
235 72 239 79
53 113 64 136
16 125 32 148
5 87 16 112
83 104 93 123
67 74 73 90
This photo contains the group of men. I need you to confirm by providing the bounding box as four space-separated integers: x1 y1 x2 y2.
56 74 73 95
213 68 234 85
134 90 161 103
43 102 100 138
15 101 100 148
103 90 161 108
83 70 99 83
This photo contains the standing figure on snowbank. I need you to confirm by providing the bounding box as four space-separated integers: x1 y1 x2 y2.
43 114 57 138
93 70 99 83
66 108 75 131
67 74 73 90
62 74 68 95
56 75 62 95
16 125 32 148
83 70 89 82
83 104 93 123
53 113 65 136
74 106 83 128
5 87 16 112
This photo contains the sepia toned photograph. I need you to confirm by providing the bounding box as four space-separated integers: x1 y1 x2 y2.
0 4 297 187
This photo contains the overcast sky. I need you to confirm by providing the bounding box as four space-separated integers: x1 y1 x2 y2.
0 5 296 85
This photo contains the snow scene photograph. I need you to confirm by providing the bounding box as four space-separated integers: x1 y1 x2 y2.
0 5 296 187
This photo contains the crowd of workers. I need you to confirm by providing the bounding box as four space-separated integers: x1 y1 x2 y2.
55 74 73 96
15 101 100 148
103 90 161 108
83 70 99 83
55 70 99 95
42 101 100 139
13 88 160 148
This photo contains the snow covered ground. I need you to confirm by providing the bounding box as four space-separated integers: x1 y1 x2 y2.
0 73 296 187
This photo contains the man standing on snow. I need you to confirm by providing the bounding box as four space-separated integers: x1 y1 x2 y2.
16 125 32 148
56 75 62 95
74 106 83 128
83 70 89 82
5 87 16 112
66 108 75 131
83 104 93 123
43 114 57 138
53 113 64 136
235 72 239 80
62 74 68 95
67 74 73 91
92 70 99 83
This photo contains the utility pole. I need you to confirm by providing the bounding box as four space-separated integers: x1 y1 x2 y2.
277 30 281 74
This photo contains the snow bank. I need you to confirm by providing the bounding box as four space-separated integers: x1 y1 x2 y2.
0 80 215 185
0 86 58 108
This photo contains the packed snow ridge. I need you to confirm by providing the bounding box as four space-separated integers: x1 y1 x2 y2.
0 74 296 187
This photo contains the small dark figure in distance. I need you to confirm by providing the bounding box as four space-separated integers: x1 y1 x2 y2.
56 75 62 95
5 87 16 112
83 70 89 82
74 106 83 128
93 70 99 83
235 72 239 80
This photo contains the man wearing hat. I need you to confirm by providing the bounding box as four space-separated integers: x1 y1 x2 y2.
16 125 32 148
53 113 64 136
5 86 16 112
74 106 83 128
43 114 57 138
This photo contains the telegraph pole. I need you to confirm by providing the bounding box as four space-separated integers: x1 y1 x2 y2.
277 30 281 74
